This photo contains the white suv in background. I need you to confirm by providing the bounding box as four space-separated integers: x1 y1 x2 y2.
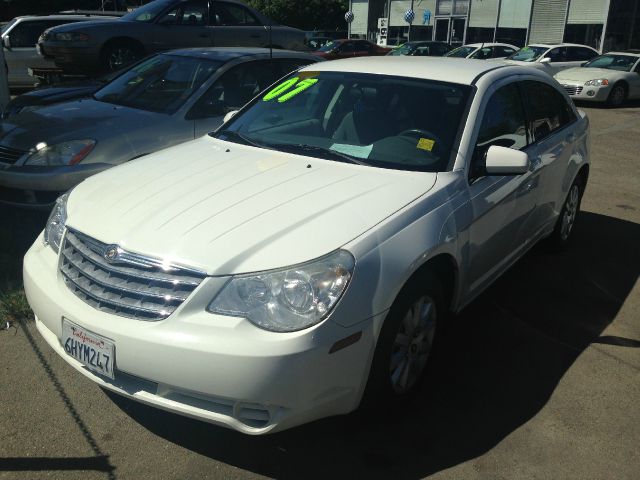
504 43 599 74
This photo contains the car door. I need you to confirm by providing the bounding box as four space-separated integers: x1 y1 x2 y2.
520 80 579 233
151 0 212 51
335 41 356 59
466 81 542 296
211 1 267 47
353 40 373 57
540 47 570 74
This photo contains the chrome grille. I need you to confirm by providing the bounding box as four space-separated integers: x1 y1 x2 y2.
60 229 206 321
0 145 27 165
563 85 583 96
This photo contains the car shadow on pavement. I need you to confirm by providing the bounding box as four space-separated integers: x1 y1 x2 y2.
103 210 640 479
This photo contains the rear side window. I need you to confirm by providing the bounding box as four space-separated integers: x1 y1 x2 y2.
159 0 208 26
521 81 576 142
214 2 260 26
567 47 598 61
473 83 528 177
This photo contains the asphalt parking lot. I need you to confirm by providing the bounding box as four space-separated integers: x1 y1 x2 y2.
1 102 639 480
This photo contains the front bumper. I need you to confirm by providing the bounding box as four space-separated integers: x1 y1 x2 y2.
24 236 379 434
0 163 112 208
40 42 101 74
560 83 611 102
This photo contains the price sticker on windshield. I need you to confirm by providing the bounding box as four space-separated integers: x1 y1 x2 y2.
417 138 435 152
263 75 319 103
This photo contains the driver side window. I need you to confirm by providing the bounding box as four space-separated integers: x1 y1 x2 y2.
472 83 528 179
159 0 208 26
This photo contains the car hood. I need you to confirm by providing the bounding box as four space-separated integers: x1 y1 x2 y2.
9 83 102 107
48 19 121 33
66 136 437 275
554 67 620 82
0 99 163 150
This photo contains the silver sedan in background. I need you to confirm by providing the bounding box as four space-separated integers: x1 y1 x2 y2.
0 48 320 208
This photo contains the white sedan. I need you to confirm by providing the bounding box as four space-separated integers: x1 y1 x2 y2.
554 52 640 106
504 43 599 74
445 42 518 59
24 57 590 435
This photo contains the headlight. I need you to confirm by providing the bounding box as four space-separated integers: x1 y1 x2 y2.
24 140 96 166
584 79 609 86
44 191 70 253
208 250 355 332
54 32 90 42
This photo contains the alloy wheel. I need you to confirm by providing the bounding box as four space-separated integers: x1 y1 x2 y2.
560 184 580 241
389 295 437 394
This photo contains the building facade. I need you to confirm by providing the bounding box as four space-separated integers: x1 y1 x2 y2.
348 0 640 52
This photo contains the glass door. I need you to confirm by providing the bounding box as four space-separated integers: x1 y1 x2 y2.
450 17 466 44
434 18 450 42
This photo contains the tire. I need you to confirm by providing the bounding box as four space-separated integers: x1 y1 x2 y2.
545 176 584 251
607 83 627 107
361 272 444 409
101 41 144 72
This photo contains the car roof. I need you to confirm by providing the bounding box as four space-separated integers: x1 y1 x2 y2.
528 43 597 49
165 47 320 62
12 14 118 21
465 42 516 48
606 51 640 57
299 56 513 85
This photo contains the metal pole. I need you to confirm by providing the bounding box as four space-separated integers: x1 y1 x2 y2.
599 0 612 53
348 0 353 39
408 0 415 42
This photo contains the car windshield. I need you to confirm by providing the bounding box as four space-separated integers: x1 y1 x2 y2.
94 54 222 114
446 46 476 58
212 71 471 172
387 43 418 56
121 0 173 22
506 46 548 62
583 54 639 71
318 40 340 52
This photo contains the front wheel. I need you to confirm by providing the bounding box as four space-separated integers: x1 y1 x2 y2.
361 273 443 407
607 83 627 107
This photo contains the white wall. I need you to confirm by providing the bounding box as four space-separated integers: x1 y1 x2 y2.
498 0 533 29
567 0 608 24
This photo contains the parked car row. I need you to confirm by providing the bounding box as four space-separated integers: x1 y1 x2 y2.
0 48 321 207
21 55 591 435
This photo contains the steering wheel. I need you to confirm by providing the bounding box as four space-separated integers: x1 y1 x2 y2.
397 128 446 154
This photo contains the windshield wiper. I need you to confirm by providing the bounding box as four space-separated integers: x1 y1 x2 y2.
269 143 370 166
213 130 266 149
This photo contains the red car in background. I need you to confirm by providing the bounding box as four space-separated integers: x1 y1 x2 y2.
312 39 391 59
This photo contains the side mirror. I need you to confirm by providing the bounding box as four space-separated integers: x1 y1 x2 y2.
3 36 11 50
485 145 529 175
223 110 238 123
539 57 551 64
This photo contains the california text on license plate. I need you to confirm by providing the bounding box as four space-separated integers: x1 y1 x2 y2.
62 319 115 380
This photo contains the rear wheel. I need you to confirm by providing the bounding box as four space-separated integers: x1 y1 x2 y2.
101 41 144 72
362 273 443 407
545 176 584 251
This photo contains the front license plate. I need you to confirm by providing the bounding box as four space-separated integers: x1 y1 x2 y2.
62 319 115 380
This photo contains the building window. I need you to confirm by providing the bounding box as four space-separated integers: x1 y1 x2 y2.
564 24 603 50
466 27 495 44
495 28 527 47
436 0 469 16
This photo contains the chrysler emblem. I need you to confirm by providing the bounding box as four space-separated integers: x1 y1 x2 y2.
104 245 119 262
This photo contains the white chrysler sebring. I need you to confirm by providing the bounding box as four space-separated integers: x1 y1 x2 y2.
24 57 590 435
